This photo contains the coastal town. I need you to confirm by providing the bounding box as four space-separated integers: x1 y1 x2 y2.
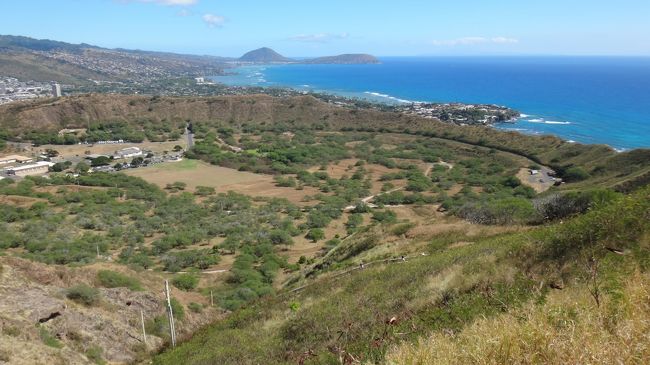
394 102 520 125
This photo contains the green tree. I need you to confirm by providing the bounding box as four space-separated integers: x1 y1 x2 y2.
172 273 199 291
306 228 325 242
75 161 90 174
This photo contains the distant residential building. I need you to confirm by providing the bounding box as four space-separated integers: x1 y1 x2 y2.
6 161 52 177
0 155 34 165
51 83 62 97
114 147 143 159
58 128 86 136
195 77 205 84
85 153 110 160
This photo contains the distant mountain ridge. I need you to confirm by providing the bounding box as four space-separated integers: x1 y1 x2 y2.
0 34 230 84
238 47 379 65
0 35 379 85
304 53 380 64
238 47 292 63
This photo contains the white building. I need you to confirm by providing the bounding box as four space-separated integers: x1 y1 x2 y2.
114 147 143 159
51 83 62 98
6 161 53 177
195 77 205 84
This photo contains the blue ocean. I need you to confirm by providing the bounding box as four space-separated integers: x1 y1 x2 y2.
212 57 650 150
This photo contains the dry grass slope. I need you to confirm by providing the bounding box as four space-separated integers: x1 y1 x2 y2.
386 271 650 365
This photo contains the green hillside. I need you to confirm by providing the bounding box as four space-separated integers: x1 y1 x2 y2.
153 186 650 364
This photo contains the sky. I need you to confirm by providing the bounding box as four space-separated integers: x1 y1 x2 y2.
1 0 649 57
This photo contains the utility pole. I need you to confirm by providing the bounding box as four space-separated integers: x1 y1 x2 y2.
210 290 214 307
140 309 147 346
164 280 177 347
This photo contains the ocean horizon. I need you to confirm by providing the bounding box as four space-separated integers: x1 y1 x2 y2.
212 56 650 151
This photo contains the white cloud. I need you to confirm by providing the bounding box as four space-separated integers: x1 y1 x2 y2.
202 13 225 28
431 37 519 46
289 33 350 43
119 0 198 6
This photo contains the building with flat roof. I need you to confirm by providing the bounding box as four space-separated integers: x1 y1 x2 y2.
6 161 52 177
52 83 62 98
114 147 143 159
0 155 33 165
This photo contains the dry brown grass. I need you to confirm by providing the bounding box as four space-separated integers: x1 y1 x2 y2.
125 159 264 190
385 271 650 365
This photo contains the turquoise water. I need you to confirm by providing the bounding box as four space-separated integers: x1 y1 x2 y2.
212 57 650 150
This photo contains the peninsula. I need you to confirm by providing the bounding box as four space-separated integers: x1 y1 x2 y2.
237 47 380 64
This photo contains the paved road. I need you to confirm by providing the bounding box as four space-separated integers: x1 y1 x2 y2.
186 128 194 149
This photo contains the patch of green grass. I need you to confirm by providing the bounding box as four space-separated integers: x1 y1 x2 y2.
97 270 143 291
39 326 63 348
158 159 199 171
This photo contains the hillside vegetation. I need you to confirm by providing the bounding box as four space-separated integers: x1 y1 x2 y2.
0 94 648 364
153 186 650 364
1 94 648 190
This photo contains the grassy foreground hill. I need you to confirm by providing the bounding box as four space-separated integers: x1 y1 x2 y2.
153 186 650 364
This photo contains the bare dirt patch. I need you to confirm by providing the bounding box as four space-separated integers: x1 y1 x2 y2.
125 160 264 190
517 167 554 193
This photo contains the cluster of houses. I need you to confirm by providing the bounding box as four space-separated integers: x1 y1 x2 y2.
1 142 187 180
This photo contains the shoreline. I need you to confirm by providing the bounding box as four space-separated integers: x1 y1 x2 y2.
209 61 649 151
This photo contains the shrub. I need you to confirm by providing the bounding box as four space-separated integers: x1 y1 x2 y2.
268 229 294 245
306 228 325 242
172 273 199 291
66 284 101 306
194 186 216 196
85 345 106 365
188 302 203 313
563 166 591 182
165 181 187 191
372 210 397 224
39 326 63 348
97 270 143 291
391 222 415 236
170 298 185 321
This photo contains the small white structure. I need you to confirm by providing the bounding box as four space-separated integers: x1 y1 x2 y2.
114 147 143 159
6 161 53 177
51 83 62 98
195 77 205 84
530 169 539 175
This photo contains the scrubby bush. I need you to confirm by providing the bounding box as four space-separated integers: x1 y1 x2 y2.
306 228 325 242
188 302 203 313
458 198 537 225
171 298 185 321
372 210 397 224
172 273 199 291
66 284 101 306
97 270 143 291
